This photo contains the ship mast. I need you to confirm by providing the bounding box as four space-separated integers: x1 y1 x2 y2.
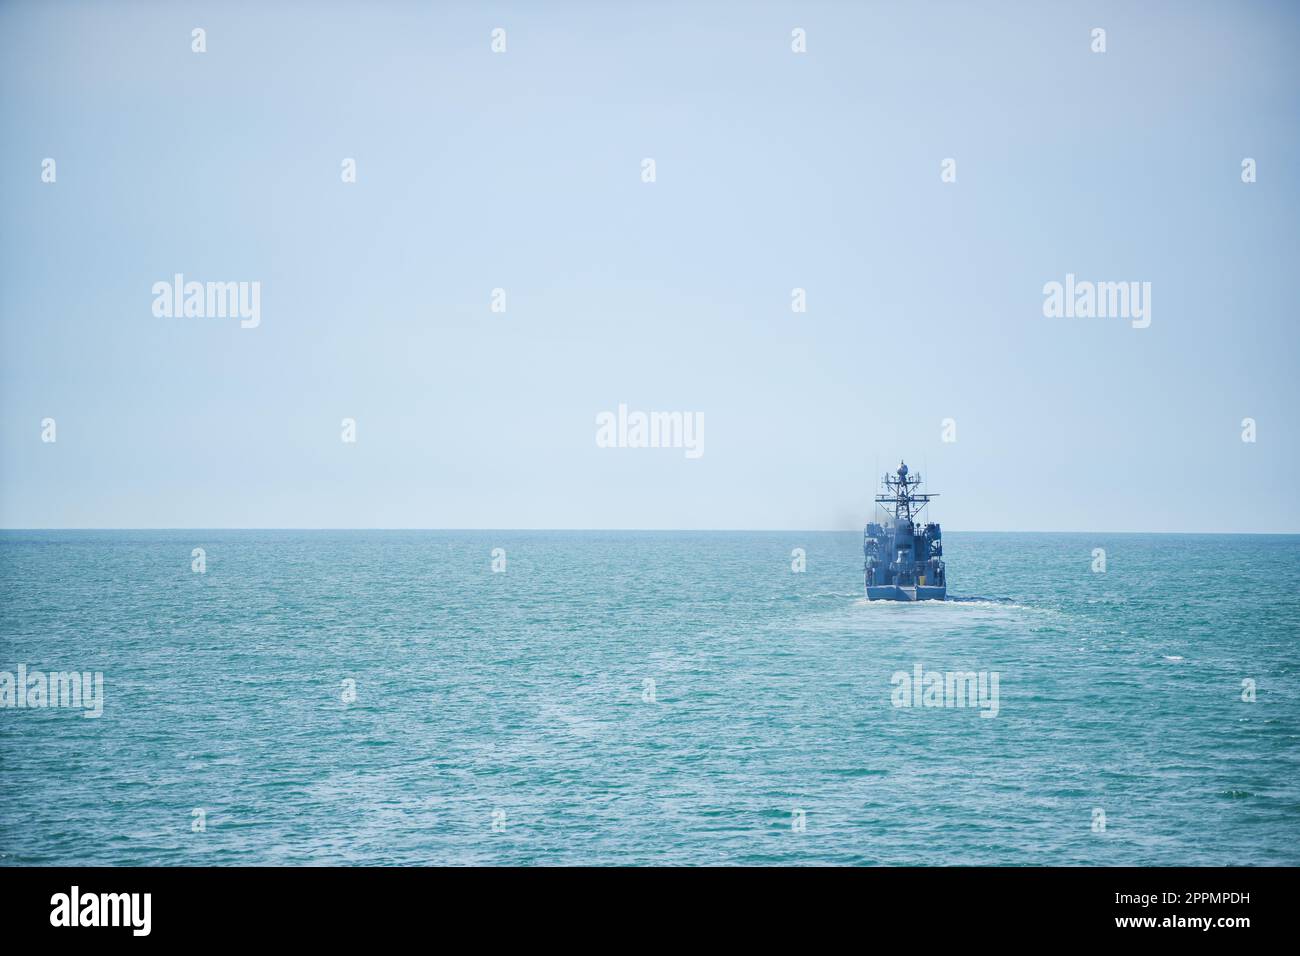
875 460 938 522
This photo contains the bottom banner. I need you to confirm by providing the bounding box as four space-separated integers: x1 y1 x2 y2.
0 866 1282 942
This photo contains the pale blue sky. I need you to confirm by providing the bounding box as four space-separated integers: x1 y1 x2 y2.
2 0 1297 531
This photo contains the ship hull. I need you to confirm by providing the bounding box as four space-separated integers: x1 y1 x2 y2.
866 585 946 602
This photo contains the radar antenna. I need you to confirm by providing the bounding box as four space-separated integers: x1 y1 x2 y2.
875 460 938 522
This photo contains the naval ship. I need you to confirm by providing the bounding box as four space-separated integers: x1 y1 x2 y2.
864 461 946 601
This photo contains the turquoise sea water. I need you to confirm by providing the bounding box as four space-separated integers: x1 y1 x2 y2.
1 530 1297 866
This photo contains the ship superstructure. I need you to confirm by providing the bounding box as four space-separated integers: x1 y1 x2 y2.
863 461 946 601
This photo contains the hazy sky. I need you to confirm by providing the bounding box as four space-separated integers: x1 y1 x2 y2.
2 1 1297 531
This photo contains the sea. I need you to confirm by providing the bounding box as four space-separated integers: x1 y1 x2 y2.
1 530 1297 866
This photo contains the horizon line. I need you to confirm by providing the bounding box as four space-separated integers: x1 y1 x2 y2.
2 527 1298 536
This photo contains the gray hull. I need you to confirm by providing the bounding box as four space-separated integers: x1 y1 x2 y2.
866 585 946 602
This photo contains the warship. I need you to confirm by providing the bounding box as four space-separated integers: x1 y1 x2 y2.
864 461 946 601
